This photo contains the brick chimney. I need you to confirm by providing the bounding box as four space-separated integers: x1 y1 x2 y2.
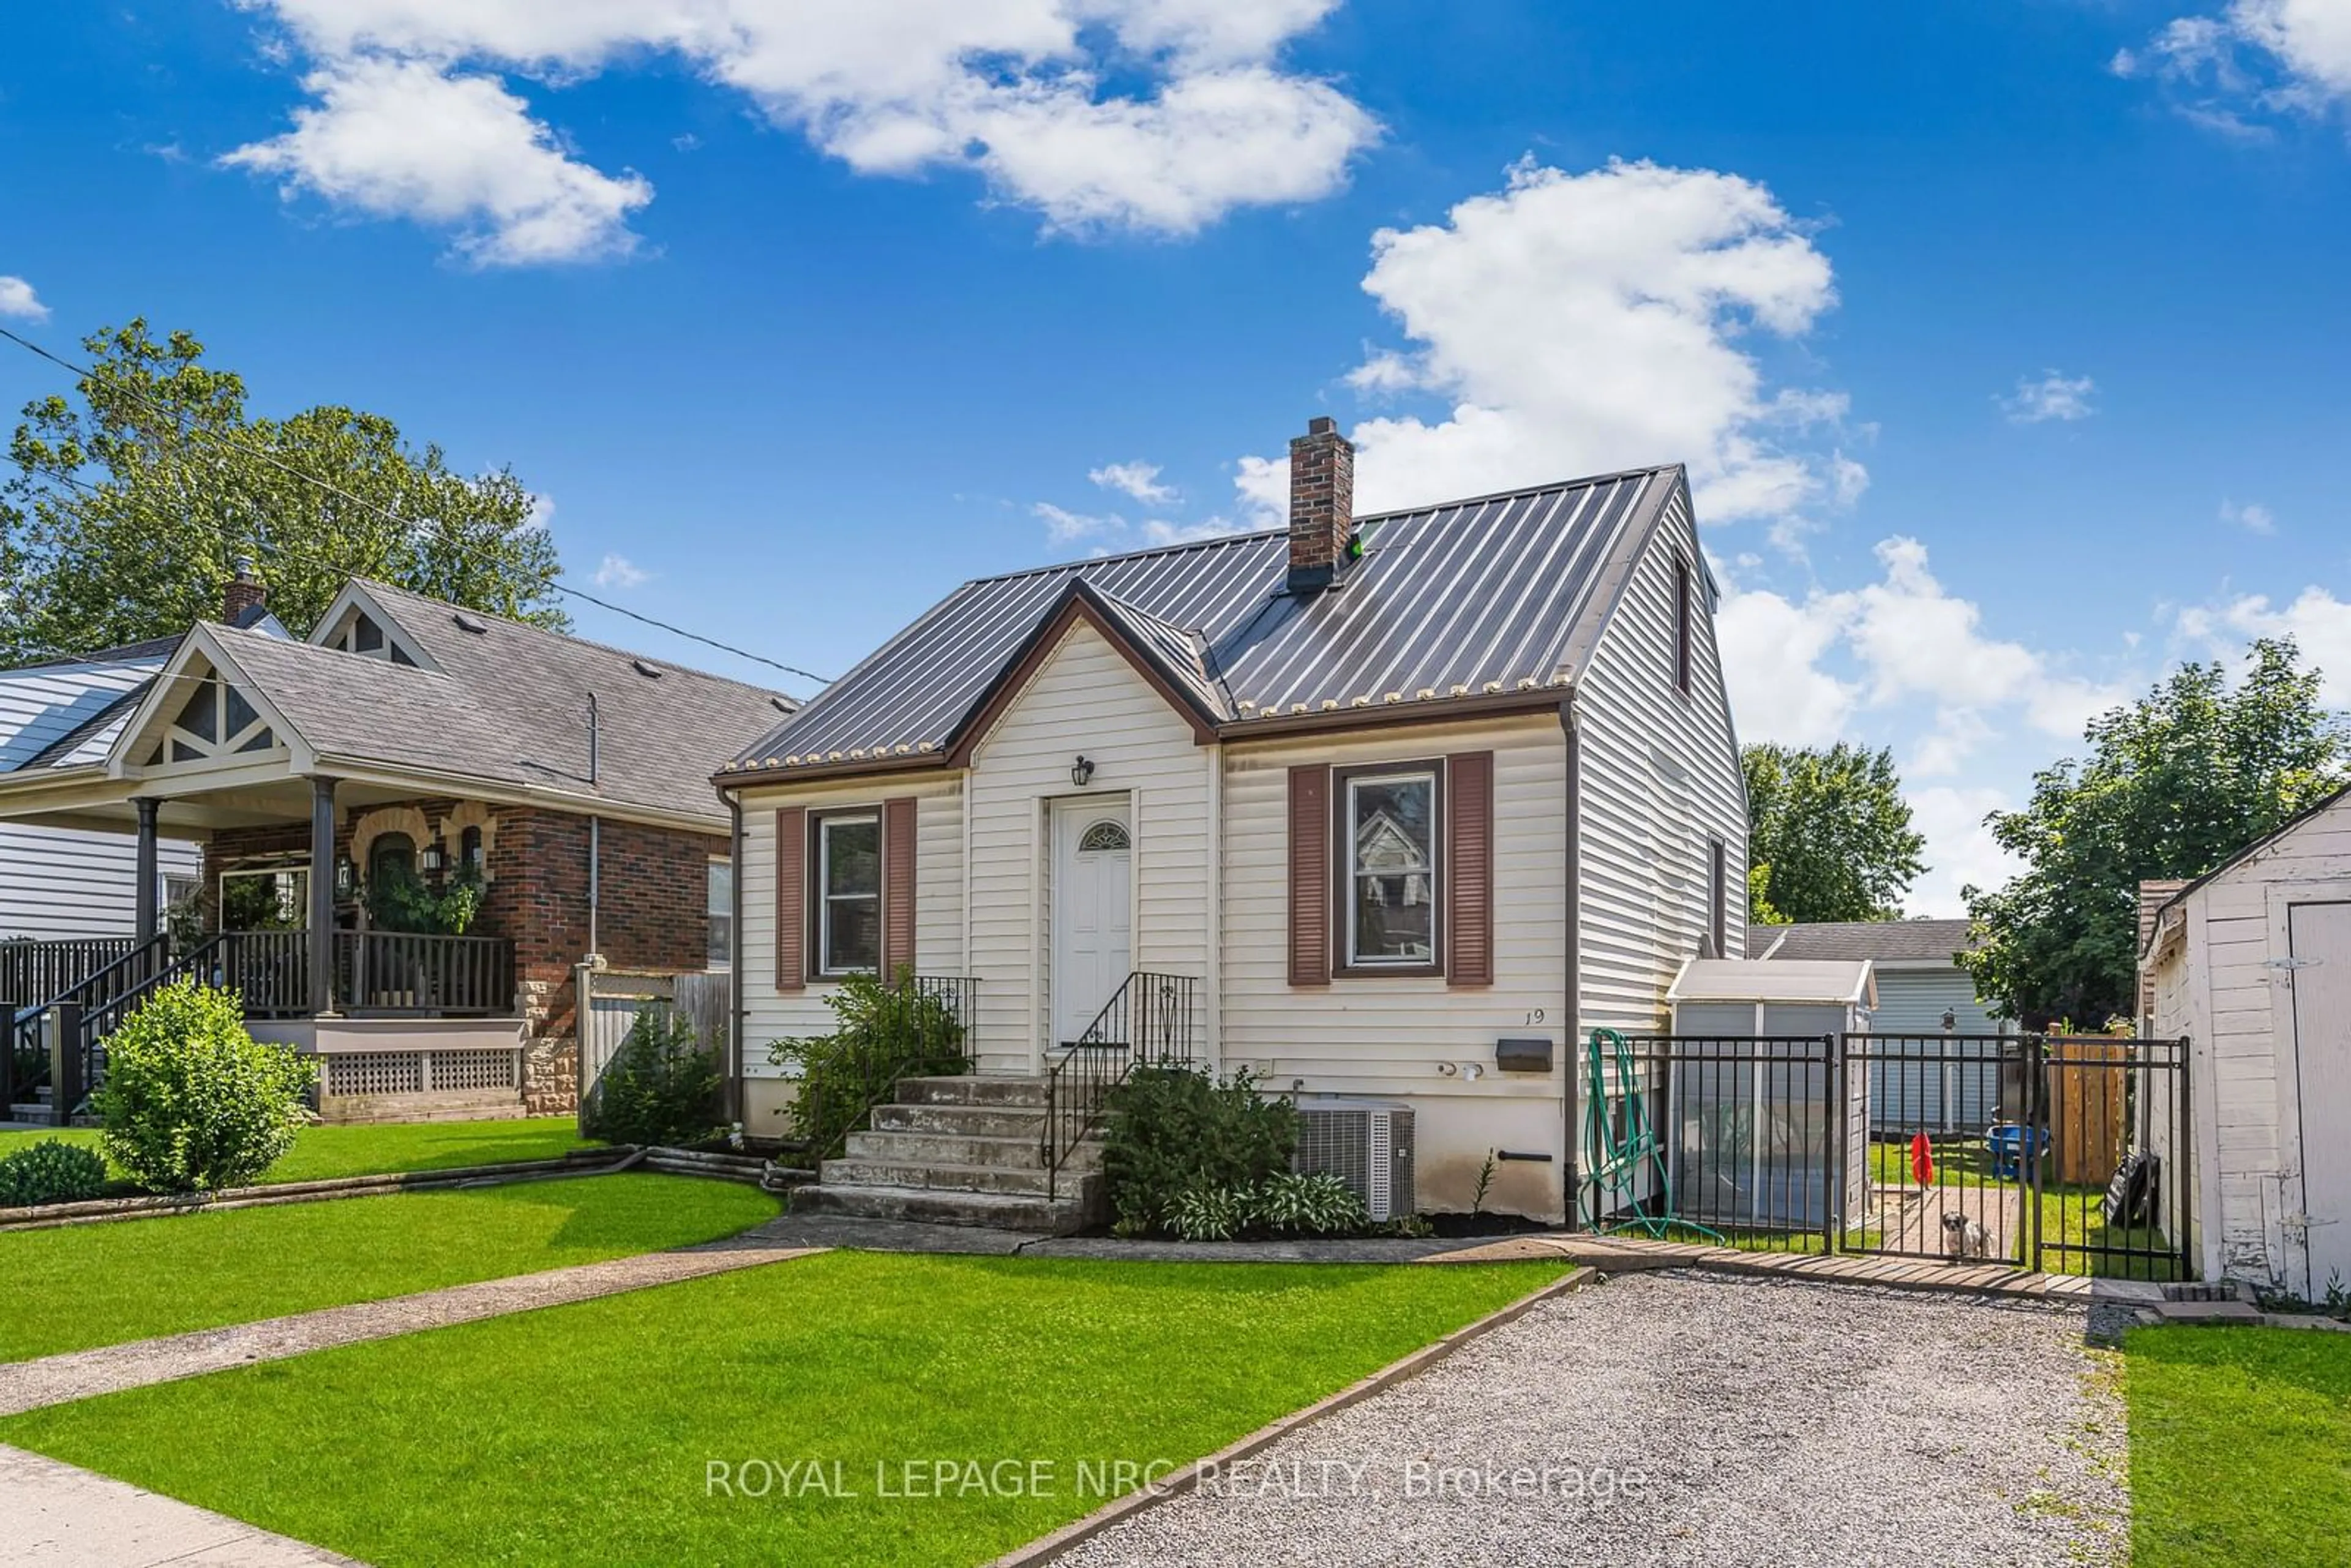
222 560 266 625
1286 416 1355 596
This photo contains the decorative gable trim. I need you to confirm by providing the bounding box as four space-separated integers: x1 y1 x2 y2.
309 581 441 673
107 626 312 778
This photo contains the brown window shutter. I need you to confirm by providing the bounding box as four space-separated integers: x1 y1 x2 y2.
883 796 918 978
1447 751 1494 986
1288 764 1332 987
773 806 806 992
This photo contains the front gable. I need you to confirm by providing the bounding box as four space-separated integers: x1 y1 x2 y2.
111 629 304 781
946 585 1221 768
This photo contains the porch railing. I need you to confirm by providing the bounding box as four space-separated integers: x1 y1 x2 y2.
4 933 174 1116
1043 972 1199 1201
334 931 515 1017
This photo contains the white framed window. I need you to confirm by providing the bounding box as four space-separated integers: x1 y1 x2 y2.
707 858 734 970
1341 768 1439 971
814 811 881 976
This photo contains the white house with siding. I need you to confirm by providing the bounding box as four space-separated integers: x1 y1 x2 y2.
718 418 1747 1228
1 644 201 941
2142 786 2351 1299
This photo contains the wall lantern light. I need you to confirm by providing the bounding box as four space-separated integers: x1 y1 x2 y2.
420 839 446 874
1941 1008 1959 1034
1071 755 1095 787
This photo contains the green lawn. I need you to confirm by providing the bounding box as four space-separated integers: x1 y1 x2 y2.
0 1116 598 1188
0 1172 776 1362
1867 1138 2177 1278
0 1253 1567 1567
2125 1324 2351 1567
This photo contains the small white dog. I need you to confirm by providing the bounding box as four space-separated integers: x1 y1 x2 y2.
1941 1210 1995 1263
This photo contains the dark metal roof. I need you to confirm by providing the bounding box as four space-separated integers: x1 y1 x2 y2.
1758 920 1978 965
726 465 1678 775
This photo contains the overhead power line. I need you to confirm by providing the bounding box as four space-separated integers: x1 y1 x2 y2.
0 323 832 690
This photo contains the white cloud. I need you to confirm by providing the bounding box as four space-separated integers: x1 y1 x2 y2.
592 552 650 588
1715 584 1859 747
222 56 652 266
1089 460 1178 506
227 2 1375 257
2002 370 2096 424
2118 1 2351 129
2181 585 2351 705
2219 497 2277 533
1903 786 2022 918
1260 158 1854 524
0 276 48 321
1034 498 1244 553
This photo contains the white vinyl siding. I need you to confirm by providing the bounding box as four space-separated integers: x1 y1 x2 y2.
0 825 201 942
1575 486 1748 1038
965 621 1211 1072
1221 713 1569 1215
737 776 966 1060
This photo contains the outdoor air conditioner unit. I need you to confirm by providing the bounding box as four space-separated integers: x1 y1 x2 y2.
1293 1098 1415 1222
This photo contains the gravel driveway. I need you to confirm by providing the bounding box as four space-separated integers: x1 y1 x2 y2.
1057 1270 2128 1568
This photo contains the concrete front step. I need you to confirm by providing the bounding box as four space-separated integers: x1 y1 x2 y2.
790 1180 1093 1235
844 1128 1101 1172
869 1102 1048 1139
822 1155 1089 1198
894 1075 1051 1109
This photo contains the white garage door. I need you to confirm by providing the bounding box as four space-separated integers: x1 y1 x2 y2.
2289 901 2351 1301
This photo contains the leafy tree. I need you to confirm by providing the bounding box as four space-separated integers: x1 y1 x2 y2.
1 320 564 661
1962 637 2349 1026
1742 743 1927 925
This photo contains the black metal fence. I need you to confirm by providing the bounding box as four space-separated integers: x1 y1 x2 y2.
1043 972 1200 1200
1579 1031 2193 1280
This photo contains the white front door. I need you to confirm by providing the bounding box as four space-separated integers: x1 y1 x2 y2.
1052 798 1133 1049
2289 901 2351 1300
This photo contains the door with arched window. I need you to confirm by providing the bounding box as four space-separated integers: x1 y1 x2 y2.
1049 799 1133 1049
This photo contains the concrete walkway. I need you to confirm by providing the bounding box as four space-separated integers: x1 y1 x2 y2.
0 1233 821 1417
0 1443 361 1566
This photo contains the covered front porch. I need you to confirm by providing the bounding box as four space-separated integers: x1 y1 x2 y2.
2 767 524 1126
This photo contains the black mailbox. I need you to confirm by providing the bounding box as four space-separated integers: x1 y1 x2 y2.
1494 1037 1554 1073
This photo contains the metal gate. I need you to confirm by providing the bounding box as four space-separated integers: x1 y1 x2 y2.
1578 1031 2193 1280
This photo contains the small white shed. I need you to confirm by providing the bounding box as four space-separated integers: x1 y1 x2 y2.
2142 783 2351 1299
1659 958 1875 1229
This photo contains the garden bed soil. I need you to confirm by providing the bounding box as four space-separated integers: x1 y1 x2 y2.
1425 1210 1559 1239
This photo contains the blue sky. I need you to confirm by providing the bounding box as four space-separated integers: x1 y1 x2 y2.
4 2 2347 913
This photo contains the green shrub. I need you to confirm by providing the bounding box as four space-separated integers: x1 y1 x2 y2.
584 1005 723 1147
1169 1185 1248 1242
767 969 967 1160
1101 1064 1297 1237
1250 1171 1369 1236
94 978 317 1193
0 1138 109 1207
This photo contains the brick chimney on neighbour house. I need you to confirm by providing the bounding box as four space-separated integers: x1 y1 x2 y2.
1287 415 1356 596
222 560 266 625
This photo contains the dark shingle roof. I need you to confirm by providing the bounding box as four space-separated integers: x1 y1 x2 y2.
1758 920 1977 965
726 466 1678 773
208 582 794 824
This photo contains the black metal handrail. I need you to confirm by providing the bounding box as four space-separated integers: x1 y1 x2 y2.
1 937 140 1013
1042 972 1199 1200
334 931 515 1017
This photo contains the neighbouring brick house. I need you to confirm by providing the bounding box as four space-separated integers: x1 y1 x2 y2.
0 572 795 1122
